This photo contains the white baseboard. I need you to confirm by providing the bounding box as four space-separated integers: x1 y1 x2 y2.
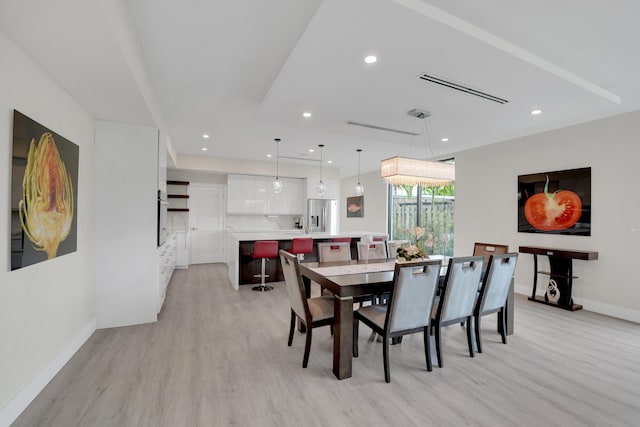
514 283 640 324
0 319 96 427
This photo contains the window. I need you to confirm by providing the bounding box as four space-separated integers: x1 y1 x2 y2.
388 182 455 257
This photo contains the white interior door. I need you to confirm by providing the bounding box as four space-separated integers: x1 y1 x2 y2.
189 184 225 264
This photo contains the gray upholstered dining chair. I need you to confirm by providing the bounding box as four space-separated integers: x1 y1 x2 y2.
473 242 509 267
280 250 334 368
317 241 351 262
352 259 442 383
431 255 484 368
474 253 518 353
356 241 387 260
386 240 409 259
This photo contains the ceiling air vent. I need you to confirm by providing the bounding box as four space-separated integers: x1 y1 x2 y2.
418 73 509 104
346 121 420 136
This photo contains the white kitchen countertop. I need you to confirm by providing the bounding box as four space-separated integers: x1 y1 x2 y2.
228 230 388 241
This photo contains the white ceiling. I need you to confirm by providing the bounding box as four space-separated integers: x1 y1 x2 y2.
2 0 640 177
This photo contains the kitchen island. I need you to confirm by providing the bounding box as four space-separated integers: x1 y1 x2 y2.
226 231 387 290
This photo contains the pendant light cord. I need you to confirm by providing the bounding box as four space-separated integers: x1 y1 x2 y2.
275 138 280 179
357 148 362 184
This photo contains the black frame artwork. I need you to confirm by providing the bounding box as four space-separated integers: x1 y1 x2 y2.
517 167 591 236
10 110 79 270
346 195 364 218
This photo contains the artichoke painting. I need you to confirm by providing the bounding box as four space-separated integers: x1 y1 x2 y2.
11 110 79 270
19 132 74 259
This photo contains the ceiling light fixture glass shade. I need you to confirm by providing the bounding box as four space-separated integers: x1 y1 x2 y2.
355 148 364 195
380 110 455 188
272 138 282 193
317 144 326 196
380 156 454 187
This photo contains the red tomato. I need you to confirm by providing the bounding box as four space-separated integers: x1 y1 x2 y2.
524 178 582 231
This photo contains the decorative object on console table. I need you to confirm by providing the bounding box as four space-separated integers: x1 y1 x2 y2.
519 246 598 311
167 180 189 211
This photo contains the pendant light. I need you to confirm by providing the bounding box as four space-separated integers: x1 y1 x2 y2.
316 144 326 196
272 138 282 193
355 148 364 195
380 110 454 187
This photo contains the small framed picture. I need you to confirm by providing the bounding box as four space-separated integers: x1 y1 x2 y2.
346 195 364 218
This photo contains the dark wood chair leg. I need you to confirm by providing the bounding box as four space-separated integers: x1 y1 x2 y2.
467 316 475 358
499 308 507 344
475 314 483 353
423 328 432 372
435 324 443 368
288 309 295 346
302 328 312 368
383 333 391 383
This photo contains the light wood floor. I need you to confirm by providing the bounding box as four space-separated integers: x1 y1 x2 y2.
13 264 640 426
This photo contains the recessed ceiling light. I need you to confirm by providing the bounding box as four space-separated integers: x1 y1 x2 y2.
309 148 315 153
531 109 542 115
201 147 208 151
303 112 312 118
327 160 333 164
202 134 210 139
364 55 377 64
266 154 272 158
441 137 449 142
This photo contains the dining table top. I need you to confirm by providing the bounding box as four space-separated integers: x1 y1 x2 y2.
298 257 447 298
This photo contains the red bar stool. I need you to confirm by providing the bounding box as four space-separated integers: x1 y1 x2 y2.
290 237 313 261
252 240 279 292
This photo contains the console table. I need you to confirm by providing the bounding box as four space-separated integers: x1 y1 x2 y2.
519 246 598 311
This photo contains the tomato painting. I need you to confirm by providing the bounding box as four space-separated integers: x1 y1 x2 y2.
524 176 582 231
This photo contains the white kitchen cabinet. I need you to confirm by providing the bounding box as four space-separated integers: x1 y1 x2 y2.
269 177 305 215
227 174 243 213
175 231 189 268
228 174 305 215
158 232 177 312
306 177 339 200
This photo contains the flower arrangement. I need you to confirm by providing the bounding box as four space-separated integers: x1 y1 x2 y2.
396 243 426 261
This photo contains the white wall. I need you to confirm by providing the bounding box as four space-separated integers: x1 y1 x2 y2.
94 121 159 328
0 33 96 422
455 110 640 322
339 170 388 233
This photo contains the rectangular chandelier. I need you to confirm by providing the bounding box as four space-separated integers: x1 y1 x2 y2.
380 156 455 187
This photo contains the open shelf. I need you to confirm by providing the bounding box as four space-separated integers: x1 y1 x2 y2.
167 181 190 211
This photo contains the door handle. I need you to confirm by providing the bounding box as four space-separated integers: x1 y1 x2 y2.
191 227 198 231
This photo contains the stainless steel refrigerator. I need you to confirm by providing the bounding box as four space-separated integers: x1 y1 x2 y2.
307 199 337 233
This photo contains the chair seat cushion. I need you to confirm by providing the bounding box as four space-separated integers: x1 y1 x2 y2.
308 296 334 322
356 304 388 330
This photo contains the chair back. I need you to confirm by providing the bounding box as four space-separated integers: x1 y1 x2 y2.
473 242 509 266
357 241 387 260
386 260 441 334
437 256 484 323
253 240 279 259
279 250 309 320
386 240 409 259
477 253 518 314
291 237 313 255
317 241 351 262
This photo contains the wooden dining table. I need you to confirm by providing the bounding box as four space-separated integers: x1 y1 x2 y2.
298 258 514 380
